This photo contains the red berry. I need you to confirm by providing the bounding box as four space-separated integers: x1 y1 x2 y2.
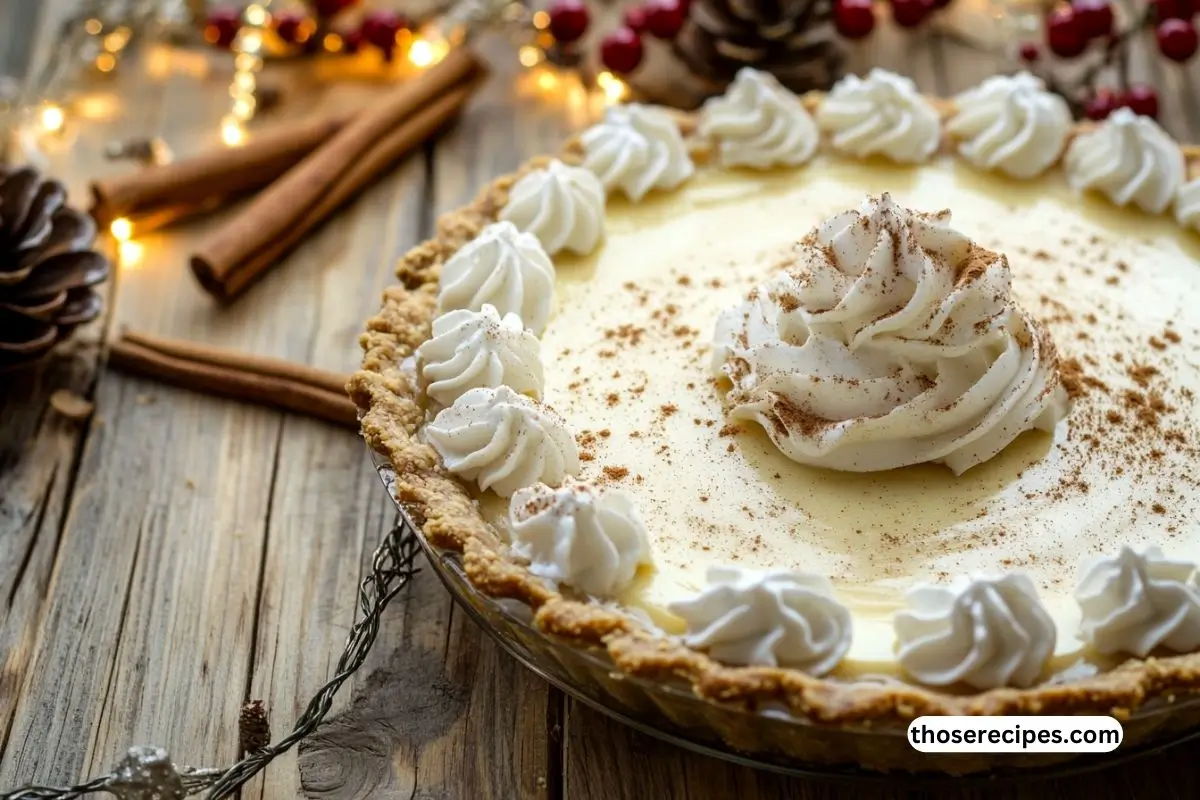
834 0 876 38
1072 0 1114 39
1157 18 1199 61
624 6 650 32
1019 42 1040 61
1084 89 1119 120
1122 85 1160 118
600 27 645 73
360 10 404 60
273 11 306 44
645 0 687 38
891 0 933 27
1046 7 1087 58
205 7 242 49
1153 0 1191 20
548 0 590 44
313 0 358 18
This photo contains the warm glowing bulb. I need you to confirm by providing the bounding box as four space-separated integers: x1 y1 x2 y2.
119 240 144 268
518 45 542 68
103 30 127 51
221 115 246 146
239 31 263 54
324 33 344 52
232 97 255 120
234 53 262 72
536 70 558 92
85 18 103 35
597 71 628 105
532 10 550 29
39 105 65 133
110 218 132 241
95 53 117 72
245 4 268 26
408 39 436 68
234 71 256 91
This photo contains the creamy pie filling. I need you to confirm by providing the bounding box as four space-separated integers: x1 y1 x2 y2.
479 156 1200 678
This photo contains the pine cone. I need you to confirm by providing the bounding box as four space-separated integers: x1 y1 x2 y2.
674 0 844 94
239 700 271 753
0 166 109 371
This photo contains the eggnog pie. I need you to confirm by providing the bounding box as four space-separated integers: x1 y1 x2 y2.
353 69 1200 761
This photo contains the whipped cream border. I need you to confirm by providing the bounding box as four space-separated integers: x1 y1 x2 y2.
410 68 1200 691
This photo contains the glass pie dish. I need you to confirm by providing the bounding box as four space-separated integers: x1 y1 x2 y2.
373 453 1200 778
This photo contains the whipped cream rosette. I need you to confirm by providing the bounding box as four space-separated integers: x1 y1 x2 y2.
946 72 1071 179
417 304 544 407
1064 108 1184 214
437 221 556 335
508 481 652 597
712 194 1070 474
817 69 941 163
580 104 694 201
698 68 819 169
669 566 852 675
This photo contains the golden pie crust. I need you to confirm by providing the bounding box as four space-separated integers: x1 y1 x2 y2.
349 107 1200 742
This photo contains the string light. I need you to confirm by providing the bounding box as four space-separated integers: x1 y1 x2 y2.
408 35 451 68
518 45 543 67
596 71 629 105
110 218 133 241
220 115 246 146
95 53 117 72
39 104 65 134
244 4 269 27
532 10 550 29
85 18 103 35
223 1 270 146
118 239 144 268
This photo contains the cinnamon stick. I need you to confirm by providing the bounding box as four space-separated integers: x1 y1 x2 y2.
191 48 485 303
90 114 351 227
107 329 357 429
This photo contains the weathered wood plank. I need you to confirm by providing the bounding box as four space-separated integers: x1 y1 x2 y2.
241 121 430 800
0 42 168 784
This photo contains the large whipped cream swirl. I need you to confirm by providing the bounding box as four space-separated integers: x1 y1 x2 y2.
895 574 1056 690
580 104 694 202
668 566 852 674
1063 108 1185 214
1075 546 1200 657
437 221 555 335
425 386 579 497
816 69 941 163
712 194 1069 474
416 305 544 407
946 72 1071 179
698 68 819 169
508 482 652 597
1176 178 1200 232
499 160 605 255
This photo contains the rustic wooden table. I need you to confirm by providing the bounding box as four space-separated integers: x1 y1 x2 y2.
4 2 1200 798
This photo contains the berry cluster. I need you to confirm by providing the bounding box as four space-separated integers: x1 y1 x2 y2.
541 0 691 75
549 0 954 76
1039 0 1197 62
204 1 419 61
1020 0 1198 120
833 0 952 38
